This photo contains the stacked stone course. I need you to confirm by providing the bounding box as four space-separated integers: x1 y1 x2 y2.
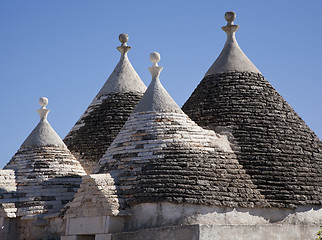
182 71 322 208
4 146 86 218
2 13 322 239
96 111 267 209
64 92 143 174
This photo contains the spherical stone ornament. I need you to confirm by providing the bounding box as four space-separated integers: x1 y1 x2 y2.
39 97 48 108
119 33 129 44
225 11 236 24
150 52 161 64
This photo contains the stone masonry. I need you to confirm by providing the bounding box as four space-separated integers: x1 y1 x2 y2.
64 92 143 174
96 110 267 209
182 71 322 208
4 146 86 218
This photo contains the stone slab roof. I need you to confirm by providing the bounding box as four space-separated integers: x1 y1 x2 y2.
95 53 267 209
64 34 146 174
183 12 322 208
4 146 86 218
1 98 86 218
182 71 322 208
96 111 267 209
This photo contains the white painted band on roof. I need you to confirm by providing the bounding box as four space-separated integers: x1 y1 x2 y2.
96 34 146 96
133 52 182 113
205 11 261 76
21 98 66 148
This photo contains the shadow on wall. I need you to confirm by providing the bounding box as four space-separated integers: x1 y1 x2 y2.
0 187 19 240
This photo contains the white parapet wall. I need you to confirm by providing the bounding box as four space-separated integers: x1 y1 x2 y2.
95 224 320 240
126 202 322 231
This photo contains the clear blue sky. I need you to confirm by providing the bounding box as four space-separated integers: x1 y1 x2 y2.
0 1 321 168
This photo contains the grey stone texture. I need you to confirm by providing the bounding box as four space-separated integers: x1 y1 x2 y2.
96 111 267 209
64 92 143 174
182 71 322 208
3 146 86 218
95 52 268 209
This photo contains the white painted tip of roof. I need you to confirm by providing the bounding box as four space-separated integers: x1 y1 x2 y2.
96 33 147 97
21 97 66 148
133 52 183 113
205 11 261 77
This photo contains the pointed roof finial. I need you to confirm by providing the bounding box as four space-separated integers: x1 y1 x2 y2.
37 97 50 120
149 52 162 79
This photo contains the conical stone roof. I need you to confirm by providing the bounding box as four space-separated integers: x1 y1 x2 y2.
3 98 86 218
64 34 147 174
182 12 322 208
95 53 267 210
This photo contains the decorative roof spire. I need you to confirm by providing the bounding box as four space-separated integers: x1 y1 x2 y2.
148 52 162 79
117 33 131 56
37 97 50 120
133 52 182 113
205 11 260 76
21 97 65 148
222 11 239 34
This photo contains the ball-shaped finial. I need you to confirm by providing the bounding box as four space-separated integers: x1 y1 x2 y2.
225 11 236 24
150 52 161 64
119 33 129 44
39 97 48 108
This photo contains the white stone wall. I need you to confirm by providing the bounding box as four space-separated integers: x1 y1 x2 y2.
125 202 322 232
0 170 17 218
